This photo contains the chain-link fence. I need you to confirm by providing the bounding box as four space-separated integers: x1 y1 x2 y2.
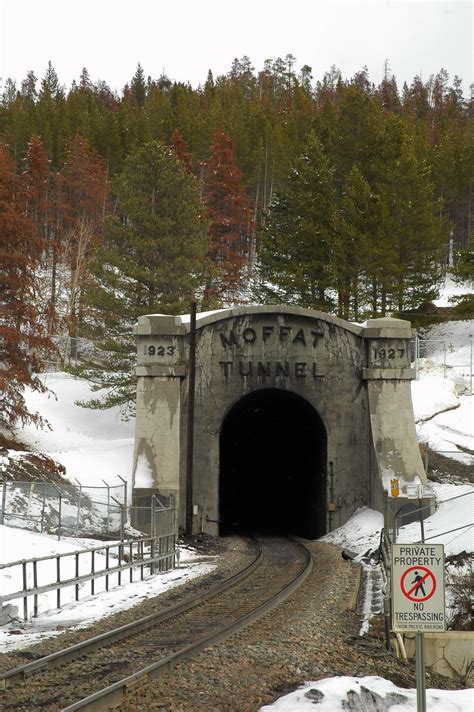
393 490 473 548
412 335 473 394
0 479 128 539
1 499 178 622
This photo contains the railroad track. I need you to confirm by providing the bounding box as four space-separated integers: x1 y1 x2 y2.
0 536 312 711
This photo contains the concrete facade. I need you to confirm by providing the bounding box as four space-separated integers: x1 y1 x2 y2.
132 306 428 536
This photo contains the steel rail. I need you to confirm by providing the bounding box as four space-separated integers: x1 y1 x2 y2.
62 538 312 712
0 538 262 691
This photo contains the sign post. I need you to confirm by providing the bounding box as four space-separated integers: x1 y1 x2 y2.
392 543 445 712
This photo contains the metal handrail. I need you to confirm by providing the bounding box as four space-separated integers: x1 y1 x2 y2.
0 533 176 621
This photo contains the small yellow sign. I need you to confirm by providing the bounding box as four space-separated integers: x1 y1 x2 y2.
390 478 400 497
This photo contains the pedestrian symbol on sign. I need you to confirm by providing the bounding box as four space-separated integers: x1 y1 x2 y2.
411 571 426 597
400 565 436 603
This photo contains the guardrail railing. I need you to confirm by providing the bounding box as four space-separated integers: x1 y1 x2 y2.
0 534 177 622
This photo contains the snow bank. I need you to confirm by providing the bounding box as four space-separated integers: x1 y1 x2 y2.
260 676 473 711
416 395 473 463
412 368 460 422
321 507 383 557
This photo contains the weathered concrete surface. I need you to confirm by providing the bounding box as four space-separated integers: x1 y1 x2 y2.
131 306 426 535
403 631 474 684
362 317 428 514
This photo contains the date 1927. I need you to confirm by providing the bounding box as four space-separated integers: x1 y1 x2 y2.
144 345 176 356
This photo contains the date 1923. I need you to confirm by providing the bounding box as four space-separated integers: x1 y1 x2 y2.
144 345 176 356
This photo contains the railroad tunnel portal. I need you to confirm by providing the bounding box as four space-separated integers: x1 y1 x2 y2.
219 389 327 538
132 306 430 536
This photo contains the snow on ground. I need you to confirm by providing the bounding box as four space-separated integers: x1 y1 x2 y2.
0 524 215 652
260 676 473 711
412 313 473 461
433 273 472 307
416 394 473 464
17 371 135 489
321 506 383 557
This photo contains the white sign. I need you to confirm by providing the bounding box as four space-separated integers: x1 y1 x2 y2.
392 543 445 632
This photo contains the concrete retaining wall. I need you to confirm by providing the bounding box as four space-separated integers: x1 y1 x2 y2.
403 631 474 685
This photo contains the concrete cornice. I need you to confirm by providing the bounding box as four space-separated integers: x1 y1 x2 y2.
135 305 368 337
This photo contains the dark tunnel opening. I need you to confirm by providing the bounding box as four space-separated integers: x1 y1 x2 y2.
219 389 327 539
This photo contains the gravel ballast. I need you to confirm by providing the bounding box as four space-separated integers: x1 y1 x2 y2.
116 540 461 712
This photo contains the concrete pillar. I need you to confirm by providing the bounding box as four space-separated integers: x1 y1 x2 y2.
131 315 186 526
362 317 430 517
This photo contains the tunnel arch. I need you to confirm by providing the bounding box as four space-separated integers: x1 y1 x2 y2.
219 388 327 539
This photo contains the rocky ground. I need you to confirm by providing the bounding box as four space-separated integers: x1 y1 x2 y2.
0 533 469 711
114 540 462 712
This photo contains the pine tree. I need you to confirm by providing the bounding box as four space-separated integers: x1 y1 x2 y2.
0 144 52 438
202 130 253 304
130 64 147 107
332 165 373 319
76 140 212 412
256 132 336 310
36 62 65 168
384 137 448 313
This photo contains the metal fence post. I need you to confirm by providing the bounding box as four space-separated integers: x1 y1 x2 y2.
103 480 110 534
416 505 427 712
41 492 46 532
470 335 473 395
121 504 126 541
117 475 128 512
91 550 95 595
33 559 38 617
75 553 80 601
56 555 61 610
58 494 62 540
414 334 419 379
105 546 110 591
22 560 28 621
0 480 6 525
75 479 82 536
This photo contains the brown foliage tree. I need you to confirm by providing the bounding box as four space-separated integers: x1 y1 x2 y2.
170 128 193 172
60 134 109 348
0 144 53 436
202 130 253 304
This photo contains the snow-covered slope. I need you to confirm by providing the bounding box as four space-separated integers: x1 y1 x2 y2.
16 372 135 488
412 318 473 463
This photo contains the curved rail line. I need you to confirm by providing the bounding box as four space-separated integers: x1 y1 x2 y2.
1 537 312 712
0 538 263 691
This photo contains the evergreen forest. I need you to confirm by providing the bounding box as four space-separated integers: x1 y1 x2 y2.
0 57 472 422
